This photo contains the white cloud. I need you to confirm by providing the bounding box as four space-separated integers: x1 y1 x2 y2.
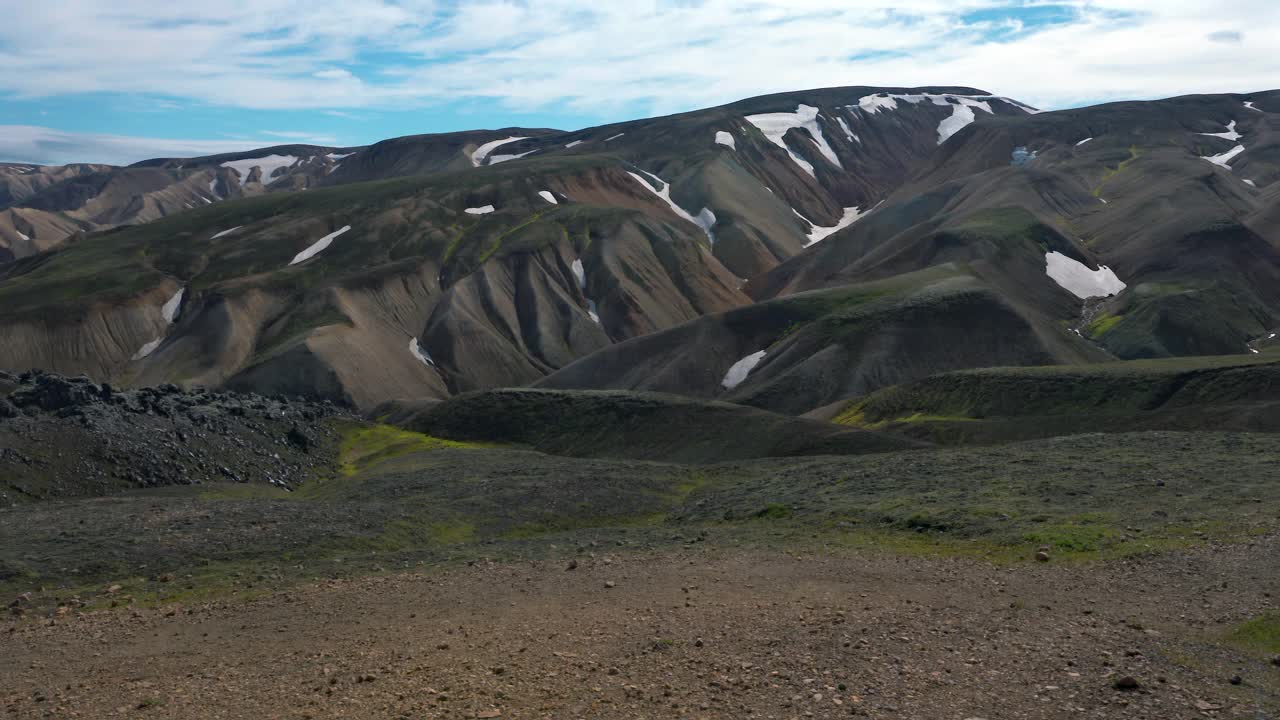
0 1 1275 117
0 125 324 166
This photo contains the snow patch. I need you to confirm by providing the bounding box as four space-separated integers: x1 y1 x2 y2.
571 258 587 290
289 225 351 266
721 350 767 390
714 131 736 150
211 226 242 239
15 229 29 242
627 170 715 244
409 337 435 366
794 207 863 247
220 154 299 187
471 136 527 167
1243 179 1257 187
1244 101 1262 112
694 208 718 244
836 116 858 142
1075 137 1093 147
604 133 625 142
1199 120 1242 141
855 92 1034 117
131 338 163 361
208 177 220 196
488 149 537 165
161 287 185 324
586 299 601 324
1045 251 1126 299
465 205 495 215
936 98 993 144
328 152 353 161
565 140 584 148
538 190 558 205
1201 144 1245 169
744 104 842 177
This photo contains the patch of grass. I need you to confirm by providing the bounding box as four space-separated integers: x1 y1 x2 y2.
754 504 792 520
1093 145 1142 197
333 422 486 478
1087 312 1124 339
1022 516 1121 553
1226 613 1280 656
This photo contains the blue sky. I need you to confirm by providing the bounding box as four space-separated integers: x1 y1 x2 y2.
0 0 1274 165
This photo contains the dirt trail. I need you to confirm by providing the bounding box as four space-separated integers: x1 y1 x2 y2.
3 541 1278 719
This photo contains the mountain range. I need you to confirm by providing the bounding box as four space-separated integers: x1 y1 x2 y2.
1 85 1276 415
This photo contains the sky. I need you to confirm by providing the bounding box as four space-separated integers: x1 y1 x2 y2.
1 0 1276 166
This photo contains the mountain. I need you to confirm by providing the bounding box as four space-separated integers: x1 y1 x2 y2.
0 86 1276 415
0 86 1040 408
752 90 1280 360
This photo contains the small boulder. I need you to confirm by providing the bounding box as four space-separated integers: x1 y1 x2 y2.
1112 676 1140 691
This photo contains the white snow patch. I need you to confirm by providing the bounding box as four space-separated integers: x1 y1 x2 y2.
855 93 1034 120
586 299 601 323
161 287 185 323
470 136 527 167
1251 347 1262 354
604 133 625 142
1076 137 1094 146
488 149 537 165
1100 198 1110 204
714 131 736 150
721 350 767 390
1201 144 1245 169
208 177 220 196
565 140 584 148
1199 120 1242 141
220 154 299 187
538 190 558 205
571 258 587 290
409 337 435 366
744 104 842 177
15 229 29 242
328 152 353 162
627 171 715 244
1045 251 1126 299
289 225 351 266
836 116 858 142
936 98 993 144
1243 179 1257 188
199 196 211 204
465 205 495 215
794 206 863 247
694 207 718 244
211 226 242 239
1244 101 1262 112
131 338 163 361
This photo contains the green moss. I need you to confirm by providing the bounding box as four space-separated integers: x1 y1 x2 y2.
1021 516 1121 553
1226 613 1280 655
1087 313 1124 338
754 504 792 520
332 422 485 477
1093 145 1142 197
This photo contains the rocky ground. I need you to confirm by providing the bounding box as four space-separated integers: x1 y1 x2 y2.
2 540 1278 719
0 371 350 505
